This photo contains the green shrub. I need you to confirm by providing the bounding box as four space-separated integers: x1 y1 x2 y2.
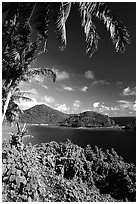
85 145 136 201
2 133 136 202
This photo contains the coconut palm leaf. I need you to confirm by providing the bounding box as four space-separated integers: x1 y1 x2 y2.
11 88 33 103
53 2 71 51
26 67 56 82
34 2 49 52
94 3 130 52
5 104 20 123
2 3 35 52
24 34 43 66
3 87 33 123
79 2 130 54
2 3 20 51
18 3 36 25
79 3 100 56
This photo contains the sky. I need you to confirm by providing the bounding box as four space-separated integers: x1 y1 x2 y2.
18 2 136 117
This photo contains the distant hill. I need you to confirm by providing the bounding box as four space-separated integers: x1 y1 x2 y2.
19 104 68 125
59 111 115 127
19 104 115 127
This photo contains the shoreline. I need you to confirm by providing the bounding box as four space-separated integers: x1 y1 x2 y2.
2 124 123 130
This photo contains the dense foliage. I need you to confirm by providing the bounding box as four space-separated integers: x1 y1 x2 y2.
19 104 68 125
2 129 136 202
59 111 115 127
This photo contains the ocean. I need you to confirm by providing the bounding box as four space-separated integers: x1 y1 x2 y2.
23 125 135 164
2 117 136 164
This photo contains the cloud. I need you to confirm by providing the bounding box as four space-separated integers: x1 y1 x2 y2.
63 85 75 91
73 100 81 110
92 100 136 117
28 88 38 95
17 98 38 110
117 100 136 111
44 95 55 103
93 102 100 108
93 102 119 113
92 80 110 86
110 107 120 111
122 86 136 96
52 68 70 81
55 103 70 113
117 100 129 104
84 70 95 79
81 86 88 92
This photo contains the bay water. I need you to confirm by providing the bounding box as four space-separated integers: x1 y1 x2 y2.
23 125 136 164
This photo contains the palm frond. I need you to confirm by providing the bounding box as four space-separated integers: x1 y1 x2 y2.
92 3 130 53
9 87 33 103
34 2 49 52
24 34 43 65
18 3 36 25
79 2 100 57
53 2 71 51
5 101 22 123
27 67 56 82
2 3 20 51
79 2 130 54
13 96 33 103
3 3 35 52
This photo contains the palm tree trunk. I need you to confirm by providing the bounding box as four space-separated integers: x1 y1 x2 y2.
2 90 12 123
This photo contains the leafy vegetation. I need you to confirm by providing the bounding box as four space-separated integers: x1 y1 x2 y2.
2 126 136 202
19 104 68 125
2 3 56 122
59 111 115 127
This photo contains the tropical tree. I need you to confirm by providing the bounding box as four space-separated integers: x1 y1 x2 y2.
2 2 130 121
2 10 56 122
2 87 33 125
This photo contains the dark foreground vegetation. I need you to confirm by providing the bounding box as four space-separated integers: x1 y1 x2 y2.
2 125 136 202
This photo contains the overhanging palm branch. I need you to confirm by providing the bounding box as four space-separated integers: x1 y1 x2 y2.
3 87 33 123
79 2 130 54
53 2 71 51
10 87 33 103
3 2 130 56
3 21 56 88
26 67 56 83
79 3 100 57
2 3 35 52
34 2 49 52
